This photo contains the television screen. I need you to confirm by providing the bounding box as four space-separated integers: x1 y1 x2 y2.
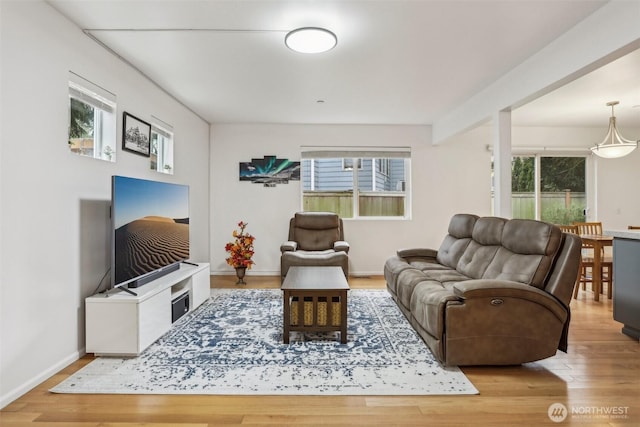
111 175 190 289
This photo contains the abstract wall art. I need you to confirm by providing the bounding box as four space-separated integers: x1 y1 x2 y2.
239 155 300 187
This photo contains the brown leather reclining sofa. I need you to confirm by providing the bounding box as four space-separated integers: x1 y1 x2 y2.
384 213 581 366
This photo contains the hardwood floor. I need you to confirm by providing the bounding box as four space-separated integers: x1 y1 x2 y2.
1 275 638 426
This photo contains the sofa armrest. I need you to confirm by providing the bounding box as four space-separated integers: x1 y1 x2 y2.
280 241 298 253
334 241 350 253
452 279 566 321
396 248 437 259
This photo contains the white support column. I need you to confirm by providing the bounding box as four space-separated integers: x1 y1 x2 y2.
493 110 512 218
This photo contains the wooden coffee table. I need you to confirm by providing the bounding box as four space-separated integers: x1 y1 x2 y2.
282 266 349 344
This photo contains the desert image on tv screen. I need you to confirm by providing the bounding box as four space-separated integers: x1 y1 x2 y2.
113 176 189 286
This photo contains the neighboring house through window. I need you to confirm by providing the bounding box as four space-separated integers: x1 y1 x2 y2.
301 147 411 219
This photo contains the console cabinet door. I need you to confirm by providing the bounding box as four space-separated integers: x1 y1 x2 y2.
138 288 172 352
86 301 138 355
191 267 211 309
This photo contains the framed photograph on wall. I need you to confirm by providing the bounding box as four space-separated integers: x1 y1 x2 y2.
122 112 151 157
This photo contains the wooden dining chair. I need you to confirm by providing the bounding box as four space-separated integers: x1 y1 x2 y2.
573 221 613 299
574 220 602 268
575 221 603 236
557 224 593 298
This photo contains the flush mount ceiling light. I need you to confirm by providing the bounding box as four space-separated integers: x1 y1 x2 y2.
590 101 638 159
285 27 337 54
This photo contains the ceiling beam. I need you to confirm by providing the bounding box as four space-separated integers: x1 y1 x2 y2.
432 0 640 145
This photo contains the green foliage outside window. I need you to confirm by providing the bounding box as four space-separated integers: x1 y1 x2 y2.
512 157 534 192
510 156 586 224
69 98 94 140
540 157 585 192
541 204 585 225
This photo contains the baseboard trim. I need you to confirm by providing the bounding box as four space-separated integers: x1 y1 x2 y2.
0 348 84 409
209 270 281 276
209 270 384 277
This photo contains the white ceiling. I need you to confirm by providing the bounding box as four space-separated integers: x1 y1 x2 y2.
47 0 640 129
513 48 640 128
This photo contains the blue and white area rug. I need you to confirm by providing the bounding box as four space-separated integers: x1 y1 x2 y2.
52 289 478 395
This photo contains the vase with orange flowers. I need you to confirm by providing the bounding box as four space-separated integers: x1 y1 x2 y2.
224 221 255 284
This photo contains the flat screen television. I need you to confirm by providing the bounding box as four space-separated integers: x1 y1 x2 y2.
111 175 190 291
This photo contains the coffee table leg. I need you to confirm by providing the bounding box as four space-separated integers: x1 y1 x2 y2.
340 290 347 344
283 290 290 344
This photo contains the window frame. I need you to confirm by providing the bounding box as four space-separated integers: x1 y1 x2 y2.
150 118 174 174
497 152 588 224
301 147 411 220
68 73 116 162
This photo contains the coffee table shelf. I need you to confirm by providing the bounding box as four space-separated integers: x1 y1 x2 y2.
282 266 349 344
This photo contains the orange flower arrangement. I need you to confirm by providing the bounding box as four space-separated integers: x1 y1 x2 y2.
224 221 255 269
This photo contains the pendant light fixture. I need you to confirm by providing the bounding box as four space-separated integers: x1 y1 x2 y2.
285 27 337 54
590 101 638 159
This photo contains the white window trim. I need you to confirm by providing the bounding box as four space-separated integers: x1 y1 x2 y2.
300 147 411 220
68 72 117 162
150 116 174 174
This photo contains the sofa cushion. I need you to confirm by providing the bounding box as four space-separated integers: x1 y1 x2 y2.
436 235 472 269
471 216 505 245
410 282 461 340
448 213 478 238
435 214 477 269
501 219 560 256
421 268 470 284
449 217 504 279
396 269 437 309
456 241 501 279
481 219 562 288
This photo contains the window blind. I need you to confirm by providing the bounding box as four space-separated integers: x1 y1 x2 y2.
301 146 411 159
68 72 116 113
151 116 174 139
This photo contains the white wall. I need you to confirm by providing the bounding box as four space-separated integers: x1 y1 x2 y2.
210 124 492 276
594 146 640 230
0 1 210 407
208 123 634 276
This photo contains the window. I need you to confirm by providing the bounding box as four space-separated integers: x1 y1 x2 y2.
342 158 362 170
377 158 391 177
302 147 411 219
150 118 174 174
68 72 116 162
508 155 586 224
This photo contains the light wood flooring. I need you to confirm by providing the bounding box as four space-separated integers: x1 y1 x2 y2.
1 275 638 426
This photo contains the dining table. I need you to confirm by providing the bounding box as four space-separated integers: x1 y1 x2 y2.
579 234 614 302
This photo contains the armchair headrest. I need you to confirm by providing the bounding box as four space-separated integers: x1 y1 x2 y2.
294 212 340 230
290 212 343 251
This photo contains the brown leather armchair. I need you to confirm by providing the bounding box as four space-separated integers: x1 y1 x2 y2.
280 212 349 281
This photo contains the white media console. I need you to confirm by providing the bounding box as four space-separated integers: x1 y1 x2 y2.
86 262 210 356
